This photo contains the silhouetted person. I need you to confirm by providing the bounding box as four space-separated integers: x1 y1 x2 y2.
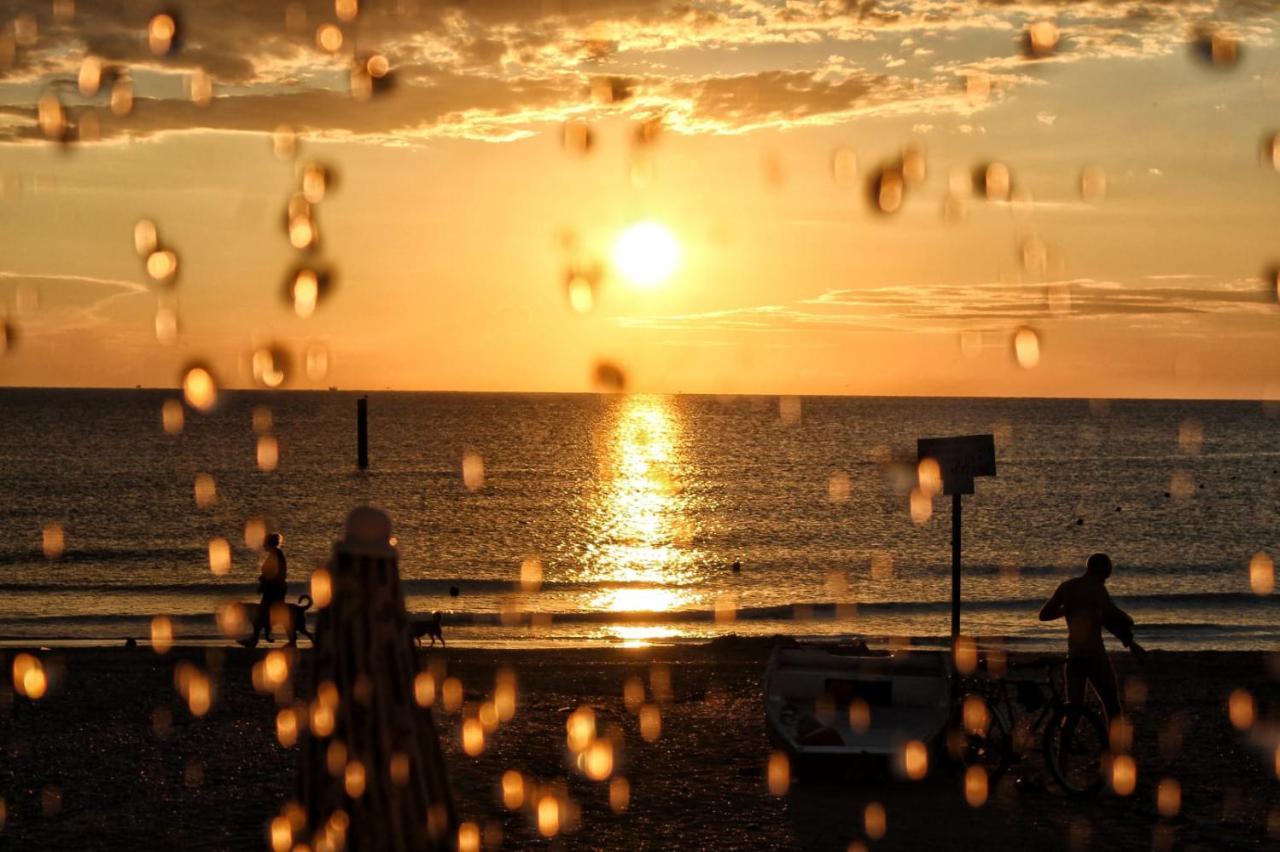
1038 552 1138 723
256 532 288 642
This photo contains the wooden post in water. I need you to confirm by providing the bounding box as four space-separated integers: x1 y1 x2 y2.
357 396 368 470
297 506 456 850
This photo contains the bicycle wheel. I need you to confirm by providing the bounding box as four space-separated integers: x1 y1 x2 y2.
1042 704 1108 797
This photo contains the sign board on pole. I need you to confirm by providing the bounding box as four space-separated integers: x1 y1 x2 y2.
916 434 996 495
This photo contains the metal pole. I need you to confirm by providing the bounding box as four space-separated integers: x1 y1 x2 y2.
357 396 368 470
951 492 962 644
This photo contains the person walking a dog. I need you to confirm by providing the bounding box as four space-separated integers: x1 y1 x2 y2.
257 532 288 642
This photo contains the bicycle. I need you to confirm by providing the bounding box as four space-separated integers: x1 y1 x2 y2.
949 655 1113 797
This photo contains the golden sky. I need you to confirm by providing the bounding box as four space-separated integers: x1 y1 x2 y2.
1 0 1280 398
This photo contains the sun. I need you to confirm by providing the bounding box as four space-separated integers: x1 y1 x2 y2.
613 221 681 288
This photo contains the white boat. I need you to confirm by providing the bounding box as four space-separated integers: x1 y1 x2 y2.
764 640 953 764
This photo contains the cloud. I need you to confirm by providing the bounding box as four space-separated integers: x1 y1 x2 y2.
618 278 1277 335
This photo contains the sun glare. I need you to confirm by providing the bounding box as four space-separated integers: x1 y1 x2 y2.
613 222 680 287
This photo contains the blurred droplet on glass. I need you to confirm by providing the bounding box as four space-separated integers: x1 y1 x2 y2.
1190 26 1240 68
344 760 366 797
1111 754 1137 796
609 776 630 812
941 193 967 224
979 162 1011 201
37 92 66 141
413 671 435 707
1156 777 1181 817
14 283 37 315
828 471 851 503
188 69 213 106
901 141 926 185
1261 133 1280 171
110 77 133 116
462 451 485 491
254 434 279 473
909 487 932 524
714 592 738 623
962 694 988 735
639 703 661 742
134 219 159 257
1177 419 1203 454
277 708 299 747
76 111 100 143
1249 553 1274 595
161 398 184 433
79 56 103 96
1013 326 1040 369
593 361 626 392
561 120 593 155
273 124 297 161
965 766 988 807
869 166 904 214
864 802 886 840
316 23 344 53
917 457 942 498
288 212 317 250
147 249 178 284
252 405 273 434
335 0 359 23
301 163 330 203
870 551 894 580
53 0 74 24
623 676 645 713
901 740 928 780
12 13 37 46
778 396 801 425
442 676 463 712
366 53 390 79
252 346 290 388
965 71 991 103
42 522 65 560
1024 20 1060 59
208 537 231 576
766 751 790 795
536 796 559 838
13 653 46 699
953 636 977 675
151 616 174 654
244 517 267 549
305 343 330 381
0 318 14 356
1080 165 1107 202
194 473 216 508
154 306 179 344
519 556 543 592
584 739 613 780
832 147 858 188
148 13 178 56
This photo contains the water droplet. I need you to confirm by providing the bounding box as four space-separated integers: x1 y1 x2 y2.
864 802 886 840
593 361 626 392
78 56 103 97
1024 20 1060 59
257 435 280 472
901 141 926 185
1261 133 1280 170
831 147 858 188
828 471 851 503
965 71 991 103
1020 235 1048 277
1250 553 1275 595
161 398 184 433
1190 26 1240 68
13 13 37 47
1157 777 1181 818
1013 326 1040 368
301 162 331 203
110 76 133 116
909 487 932 524
0 319 15 355
37 92 66 141
188 69 213 106
977 162 1011 201
561 120 593 155
1111 754 1137 796
288 212 317 250
609 776 630 812
965 766 988 807
151 616 174 653
194 473 216 508
252 345 290 388
766 751 790 795
181 364 218 412
146 249 178 284
208 537 231 575
778 396 801 425
134 219 159 257
462 451 485 491
1080 165 1107 202
316 23 344 53
335 0 359 23
42 522 65 559
519 557 543 592
148 13 178 56
284 265 333 314
869 166 904 214
565 269 596 314
305 343 330 381
272 124 297 161
366 53 389 78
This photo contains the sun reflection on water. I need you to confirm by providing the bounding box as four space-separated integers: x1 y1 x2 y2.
585 395 701 639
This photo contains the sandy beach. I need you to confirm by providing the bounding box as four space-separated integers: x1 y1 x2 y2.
0 640 1275 850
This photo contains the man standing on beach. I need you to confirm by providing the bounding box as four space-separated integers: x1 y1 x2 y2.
257 533 288 642
1037 552 1137 724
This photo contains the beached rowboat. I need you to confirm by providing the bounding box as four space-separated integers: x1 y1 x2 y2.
764 640 953 766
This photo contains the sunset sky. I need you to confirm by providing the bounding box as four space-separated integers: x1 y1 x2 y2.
1 0 1280 397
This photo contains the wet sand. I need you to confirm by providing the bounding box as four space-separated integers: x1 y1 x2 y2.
0 641 1276 850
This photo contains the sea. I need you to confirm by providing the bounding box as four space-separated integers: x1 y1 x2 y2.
0 388 1277 650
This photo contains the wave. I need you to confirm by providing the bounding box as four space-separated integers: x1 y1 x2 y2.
0 577 692 595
